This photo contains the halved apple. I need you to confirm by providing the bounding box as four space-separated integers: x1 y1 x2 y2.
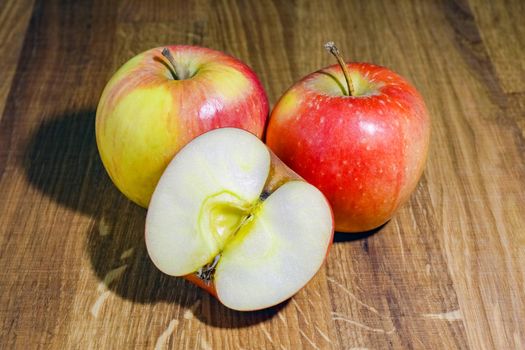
145 128 334 311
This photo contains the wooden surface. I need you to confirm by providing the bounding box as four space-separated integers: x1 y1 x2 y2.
1 1 524 349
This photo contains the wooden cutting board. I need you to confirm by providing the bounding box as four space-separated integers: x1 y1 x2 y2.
1 0 524 349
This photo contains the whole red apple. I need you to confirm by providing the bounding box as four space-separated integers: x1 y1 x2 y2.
96 45 268 207
266 42 430 232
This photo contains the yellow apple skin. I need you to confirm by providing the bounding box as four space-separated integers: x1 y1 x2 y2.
96 46 269 207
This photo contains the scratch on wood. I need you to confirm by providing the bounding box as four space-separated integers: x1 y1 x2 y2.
99 264 127 292
423 309 462 321
299 329 320 350
292 299 310 325
184 300 201 320
98 217 110 236
414 335 426 348
154 319 179 350
195 330 201 349
260 324 274 344
90 290 111 318
327 277 383 317
97 282 107 293
394 220 407 264
277 312 287 325
201 337 212 350
90 264 128 317
183 309 193 320
120 247 134 260
315 326 331 343
307 297 317 308
332 312 395 334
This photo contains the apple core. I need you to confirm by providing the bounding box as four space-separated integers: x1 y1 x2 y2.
198 191 252 251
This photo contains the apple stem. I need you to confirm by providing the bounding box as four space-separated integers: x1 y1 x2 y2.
324 41 355 96
161 48 183 80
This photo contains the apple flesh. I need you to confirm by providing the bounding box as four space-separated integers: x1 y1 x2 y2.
266 61 430 233
96 45 268 207
146 128 334 311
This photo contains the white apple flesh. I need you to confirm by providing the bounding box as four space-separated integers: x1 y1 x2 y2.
146 128 334 311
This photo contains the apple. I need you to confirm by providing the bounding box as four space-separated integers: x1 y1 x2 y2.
145 128 334 311
266 42 430 233
96 45 269 207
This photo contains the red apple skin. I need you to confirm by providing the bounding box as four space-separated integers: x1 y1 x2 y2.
184 273 218 298
96 45 269 207
266 63 430 233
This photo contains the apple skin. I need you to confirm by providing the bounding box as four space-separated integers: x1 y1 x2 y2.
96 45 269 207
266 63 430 232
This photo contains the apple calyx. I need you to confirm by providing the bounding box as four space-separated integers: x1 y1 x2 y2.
196 254 221 283
324 41 355 96
161 48 191 80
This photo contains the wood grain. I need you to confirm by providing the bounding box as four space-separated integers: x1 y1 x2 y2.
0 0 524 349
0 0 35 121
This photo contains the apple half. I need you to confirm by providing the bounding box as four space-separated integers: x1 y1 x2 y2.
146 128 334 311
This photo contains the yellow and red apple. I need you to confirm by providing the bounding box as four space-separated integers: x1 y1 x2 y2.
267 43 430 233
96 45 269 207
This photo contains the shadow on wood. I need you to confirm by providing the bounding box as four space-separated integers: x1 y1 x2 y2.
333 222 388 243
23 109 280 328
